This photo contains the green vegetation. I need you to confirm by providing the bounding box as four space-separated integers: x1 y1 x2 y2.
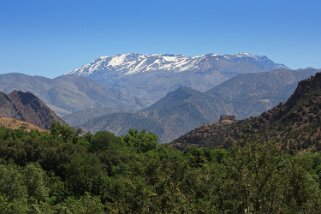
1 123 321 213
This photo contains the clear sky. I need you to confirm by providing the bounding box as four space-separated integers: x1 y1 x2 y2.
0 0 320 78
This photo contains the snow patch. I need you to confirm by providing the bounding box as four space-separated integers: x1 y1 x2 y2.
65 52 281 77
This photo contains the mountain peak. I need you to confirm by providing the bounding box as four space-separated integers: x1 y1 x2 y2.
66 53 287 77
237 52 253 56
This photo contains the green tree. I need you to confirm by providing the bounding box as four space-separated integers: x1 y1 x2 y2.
23 163 49 202
65 153 105 196
0 164 27 201
56 193 104 214
123 129 157 153
49 122 80 143
90 131 120 152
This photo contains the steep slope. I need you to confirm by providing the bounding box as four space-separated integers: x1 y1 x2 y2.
172 72 321 151
66 53 286 107
0 92 22 119
8 91 64 129
0 91 63 129
206 68 320 119
0 73 135 116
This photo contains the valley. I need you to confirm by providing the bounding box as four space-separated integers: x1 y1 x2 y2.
2 1 321 212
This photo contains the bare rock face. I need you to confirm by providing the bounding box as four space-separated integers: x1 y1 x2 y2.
0 92 22 119
0 90 64 129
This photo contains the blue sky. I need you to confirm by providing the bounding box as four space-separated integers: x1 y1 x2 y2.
0 0 320 78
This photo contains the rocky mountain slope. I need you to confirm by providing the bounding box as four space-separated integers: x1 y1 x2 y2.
66 53 286 107
0 92 21 119
0 91 63 129
172 72 321 151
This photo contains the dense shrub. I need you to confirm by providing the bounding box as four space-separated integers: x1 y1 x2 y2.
0 124 321 213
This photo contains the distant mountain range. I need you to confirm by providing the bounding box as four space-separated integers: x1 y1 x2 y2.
66 53 287 107
0 53 318 143
172 72 321 151
0 91 63 129
67 53 286 77
1 53 285 116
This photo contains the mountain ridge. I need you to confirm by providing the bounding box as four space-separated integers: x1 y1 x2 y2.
65 52 287 107
0 90 63 129
66 52 287 77
171 72 321 151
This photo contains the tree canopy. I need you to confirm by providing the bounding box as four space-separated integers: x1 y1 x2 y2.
0 123 321 213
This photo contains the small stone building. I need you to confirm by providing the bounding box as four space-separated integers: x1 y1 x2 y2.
219 115 236 125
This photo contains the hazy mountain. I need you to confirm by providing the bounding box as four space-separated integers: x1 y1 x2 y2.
66 53 286 107
81 112 164 137
0 73 135 116
0 91 63 129
76 87 230 143
206 68 320 119
63 106 135 126
141 87 232 143
172 72 321 151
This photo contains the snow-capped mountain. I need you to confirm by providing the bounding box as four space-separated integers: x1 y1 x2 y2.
65 53 288 108
66 53 287 77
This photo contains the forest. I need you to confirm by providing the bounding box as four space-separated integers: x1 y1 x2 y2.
1 123 321 213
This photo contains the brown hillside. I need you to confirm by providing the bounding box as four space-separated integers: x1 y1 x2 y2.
0 117 45 132
0 91 64 129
